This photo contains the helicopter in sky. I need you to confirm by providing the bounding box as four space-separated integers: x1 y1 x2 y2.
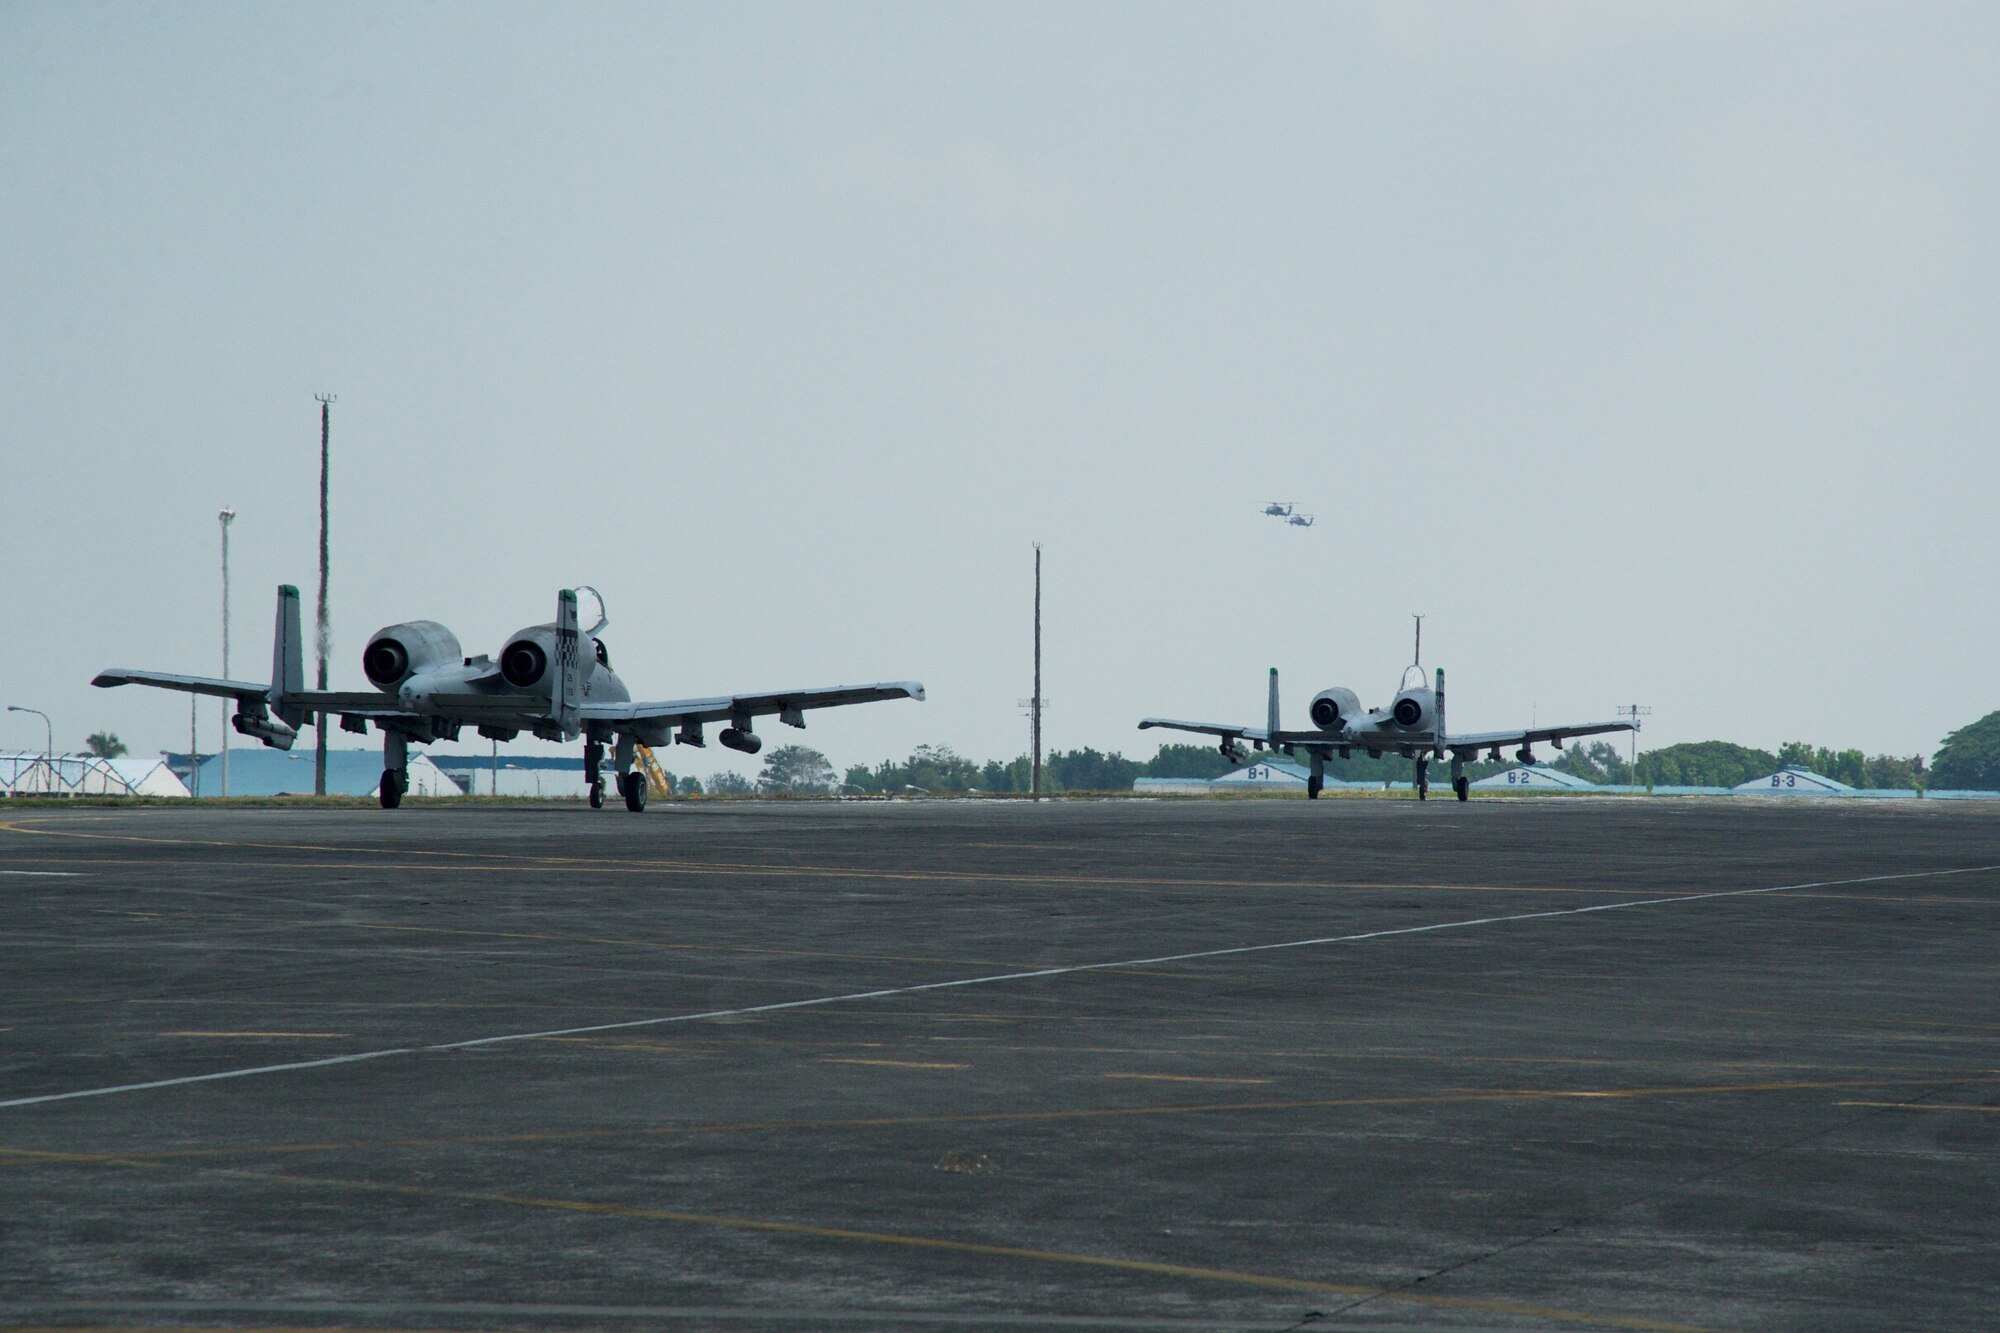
1261 501 1295 518
1287 513 1316 528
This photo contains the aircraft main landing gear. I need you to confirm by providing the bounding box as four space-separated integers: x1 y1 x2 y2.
1414 756 1430 801
584 739 605 808
621 771 647 812
1450 755 1469 802
379 731 410 809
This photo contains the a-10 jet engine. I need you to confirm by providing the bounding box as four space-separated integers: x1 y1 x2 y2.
363 621 464 690
363 611 764 753
1309 676 1434 735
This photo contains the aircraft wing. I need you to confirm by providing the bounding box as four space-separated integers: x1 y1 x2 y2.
1445 720 1636 756
93 669 269 703
578 681 925 728
1137 717 1272 744
280 690 416 717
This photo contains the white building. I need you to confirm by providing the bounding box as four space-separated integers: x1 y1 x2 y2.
1732 766 1853 796
1132 759 1379 795
1472 765 1600 791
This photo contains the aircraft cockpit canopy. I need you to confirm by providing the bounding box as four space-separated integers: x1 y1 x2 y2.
1399 664 1429 693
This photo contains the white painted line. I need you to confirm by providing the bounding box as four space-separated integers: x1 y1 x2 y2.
3 862 1994 1111
0 870 81 878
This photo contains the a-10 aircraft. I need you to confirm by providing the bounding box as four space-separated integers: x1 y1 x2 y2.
95 585 923 810
1140 629 1633 801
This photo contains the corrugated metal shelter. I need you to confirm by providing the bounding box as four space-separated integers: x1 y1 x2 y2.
193 749 462 797
1472 765 1599 791
1133 760 1378 795
105 758 191 797
0 753 188 797
1211 759 1312 789
1733 766 1852 796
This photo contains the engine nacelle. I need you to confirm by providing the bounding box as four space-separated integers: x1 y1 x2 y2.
363 621 462 690
499 626 557 692
498 625 604 695
719 727 763 755
1309 687 1362 733
1390 688 1435 731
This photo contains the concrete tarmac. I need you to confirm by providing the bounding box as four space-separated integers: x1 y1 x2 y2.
1 797 1996 1331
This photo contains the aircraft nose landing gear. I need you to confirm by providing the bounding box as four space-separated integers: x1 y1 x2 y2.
1414 756 1430 801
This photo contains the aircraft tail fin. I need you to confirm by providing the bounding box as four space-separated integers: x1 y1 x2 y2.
270 585 305 729
1435 667 1446 749
551 588 582 738
1267 668 1280 736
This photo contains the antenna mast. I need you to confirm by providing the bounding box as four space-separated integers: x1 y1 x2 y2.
1413 613 1423 666
314 394 335 797
1032 543 1043 800
1617 703 1652 785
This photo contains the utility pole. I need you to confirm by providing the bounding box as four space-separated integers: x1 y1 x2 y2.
1031 543 1043 800
189 697 199 797
218 507 236 798
1617 703 1652 786
315 394 335 796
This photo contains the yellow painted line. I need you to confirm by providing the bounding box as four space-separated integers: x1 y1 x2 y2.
10 1150 1723 1332
160 1031 352 1039
535 1036 723 1054
821 1057 970 1070
1102 1073 1274 1086
1838 1101 2000 1112
8 1074 1992 1168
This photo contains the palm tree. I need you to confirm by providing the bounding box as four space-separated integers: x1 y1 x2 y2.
85 731 128 759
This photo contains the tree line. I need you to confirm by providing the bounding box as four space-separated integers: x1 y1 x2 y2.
739 713 2000 796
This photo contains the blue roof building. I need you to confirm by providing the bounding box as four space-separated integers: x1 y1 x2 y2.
194 748 461 797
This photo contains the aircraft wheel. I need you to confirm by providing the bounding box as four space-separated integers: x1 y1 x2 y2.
379 770 404 810
1454 776 1470 802
588 777 605 809
622 772 647 812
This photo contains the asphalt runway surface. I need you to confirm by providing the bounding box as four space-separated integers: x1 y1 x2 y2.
1 796 1996 1332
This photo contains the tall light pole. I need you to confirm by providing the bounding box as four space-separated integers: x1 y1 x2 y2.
1617 703 1652 787
314 394 334 796
7 707 52 787
219 507 236 799
1031 543 1043 800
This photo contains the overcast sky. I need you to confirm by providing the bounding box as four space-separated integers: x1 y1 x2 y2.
3 2 1995 781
